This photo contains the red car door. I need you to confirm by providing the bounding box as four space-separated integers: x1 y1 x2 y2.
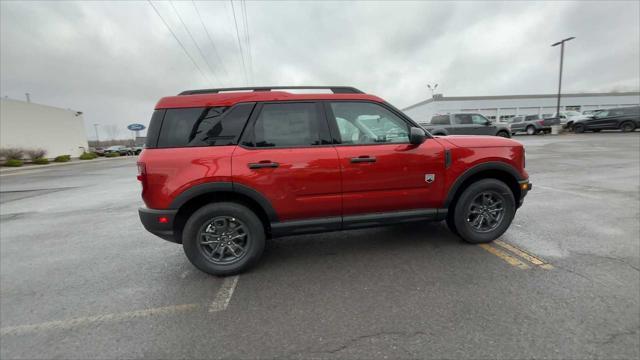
326 101 446 217
232 102 342 223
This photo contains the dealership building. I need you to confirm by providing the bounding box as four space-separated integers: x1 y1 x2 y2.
1 98 89 158
402 91 640 124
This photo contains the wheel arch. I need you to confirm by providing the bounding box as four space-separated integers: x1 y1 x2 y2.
170 182 277 243
444 162 523 212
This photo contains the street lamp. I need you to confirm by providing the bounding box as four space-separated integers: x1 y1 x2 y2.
93 124 100 145
427 83 438 98
551 37 575 117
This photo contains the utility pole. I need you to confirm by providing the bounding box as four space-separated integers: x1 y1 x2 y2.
427 83 438 98
25 93 31 103
93 124 100 145
551 37 575 117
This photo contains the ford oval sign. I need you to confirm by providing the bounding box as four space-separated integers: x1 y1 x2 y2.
127 123 146 131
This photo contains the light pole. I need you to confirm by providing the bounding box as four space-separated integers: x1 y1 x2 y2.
427 83 438 98
551 37 575 117
93 124 100 145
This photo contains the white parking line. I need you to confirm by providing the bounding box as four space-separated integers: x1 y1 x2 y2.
209 275 239 312
0 303 199 337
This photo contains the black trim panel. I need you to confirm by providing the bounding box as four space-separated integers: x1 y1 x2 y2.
444 161 524 208
270 208 447 237
168 182 279 222
138 207 179 243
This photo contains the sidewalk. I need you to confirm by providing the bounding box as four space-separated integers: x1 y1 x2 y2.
0 156 134 175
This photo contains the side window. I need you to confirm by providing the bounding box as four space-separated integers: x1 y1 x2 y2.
453 114 472 125
330 102 409 144
156 104 253 148
251 102 326 147
431 115 450 125
471 114 488 125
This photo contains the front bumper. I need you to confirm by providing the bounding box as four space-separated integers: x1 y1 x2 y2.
518 180 532 208
138 207 179 243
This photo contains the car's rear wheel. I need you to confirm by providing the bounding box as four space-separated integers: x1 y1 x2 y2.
620 121 636 132
496 131 510 138
574 124 586 133
183 202 265 276
526 126 536 135
453 179 516 244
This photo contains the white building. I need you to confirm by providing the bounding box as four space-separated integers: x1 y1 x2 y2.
1 98 88 158
402 92 640 123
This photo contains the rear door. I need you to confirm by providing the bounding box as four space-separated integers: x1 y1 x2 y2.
326 101 445 216
452 114 476 134
510 116 524 132
232 102 342 222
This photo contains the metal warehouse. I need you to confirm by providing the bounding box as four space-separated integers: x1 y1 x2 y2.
0 98 89 158
402 92 640 124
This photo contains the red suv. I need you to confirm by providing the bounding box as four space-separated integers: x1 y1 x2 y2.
138 86 531 275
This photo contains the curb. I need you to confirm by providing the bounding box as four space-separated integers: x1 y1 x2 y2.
0 156 135 175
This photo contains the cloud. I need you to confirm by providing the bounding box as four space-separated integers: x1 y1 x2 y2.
1 0 638 139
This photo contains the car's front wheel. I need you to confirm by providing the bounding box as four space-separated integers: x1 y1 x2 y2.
183 202 265 276
453 179 516 244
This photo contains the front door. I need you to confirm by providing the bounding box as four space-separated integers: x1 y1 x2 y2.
325 101 445 216
233 102 342 222
471 114 496 135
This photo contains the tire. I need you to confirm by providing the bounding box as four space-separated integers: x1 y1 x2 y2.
620 121 636 132
182 202 265 276
496 131 510 138
446 213 459 236
526 126 536 135
574 124 585 133
453 179 516 244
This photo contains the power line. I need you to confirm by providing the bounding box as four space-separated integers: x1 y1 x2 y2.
147 0 212 85
241 0 253 83
191 0 229 80
169 0 220 84
229 0 249 85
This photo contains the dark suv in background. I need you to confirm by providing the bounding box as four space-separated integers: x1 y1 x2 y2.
573 106 639 133
420 113 511 137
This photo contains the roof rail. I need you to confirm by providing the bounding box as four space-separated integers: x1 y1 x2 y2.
178 86 363 96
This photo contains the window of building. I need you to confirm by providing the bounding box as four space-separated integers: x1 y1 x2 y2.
565 105 581 111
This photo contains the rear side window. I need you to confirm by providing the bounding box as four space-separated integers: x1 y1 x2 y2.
249 102 328 147
453 114 473 124
155 103 254 148
525 115 538 121
145 110 165 148
431 115 450 125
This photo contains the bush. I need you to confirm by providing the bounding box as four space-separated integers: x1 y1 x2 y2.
4 159 23 167
105 152 120 158
79 152 98 160
0 148 25 160
26 148 47 160
33 157 50 165
54 155 71 162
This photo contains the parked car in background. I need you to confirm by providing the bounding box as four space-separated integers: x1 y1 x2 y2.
93 147 105 156
420 113 511 137
508 114 558 135
551 111 588 129
133 146 143 155
573 106 640 133
103 145 133 156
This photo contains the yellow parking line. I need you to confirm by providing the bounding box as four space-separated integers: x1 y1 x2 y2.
0 303 199 336
478 244 530 269
494 240 554 269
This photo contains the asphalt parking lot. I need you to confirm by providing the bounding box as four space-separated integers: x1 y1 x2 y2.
1 132 638 359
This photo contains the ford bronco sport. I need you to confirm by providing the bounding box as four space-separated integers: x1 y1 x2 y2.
138 86 531 276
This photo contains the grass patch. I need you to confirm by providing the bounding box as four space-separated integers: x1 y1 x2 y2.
33 157 50 165
79 152 98 160
54 155 71 162
4 159 23 167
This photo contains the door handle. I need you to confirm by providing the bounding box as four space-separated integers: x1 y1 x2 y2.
248 161 279 169
350 156 376 163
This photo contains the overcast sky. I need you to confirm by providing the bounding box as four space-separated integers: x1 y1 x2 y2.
1 0 639 139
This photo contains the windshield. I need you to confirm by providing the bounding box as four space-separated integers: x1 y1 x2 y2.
565 111 581 117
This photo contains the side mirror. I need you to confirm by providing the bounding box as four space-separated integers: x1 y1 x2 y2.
485 120 492 125
409 127 426 145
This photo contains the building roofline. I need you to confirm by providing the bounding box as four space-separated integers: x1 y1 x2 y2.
402 91 640 111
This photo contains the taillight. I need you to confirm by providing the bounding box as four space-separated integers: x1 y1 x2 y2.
537 120 544 126
137 162 146 182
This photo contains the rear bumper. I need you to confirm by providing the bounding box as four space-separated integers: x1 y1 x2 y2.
518 180 532 208
138 207 179 243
